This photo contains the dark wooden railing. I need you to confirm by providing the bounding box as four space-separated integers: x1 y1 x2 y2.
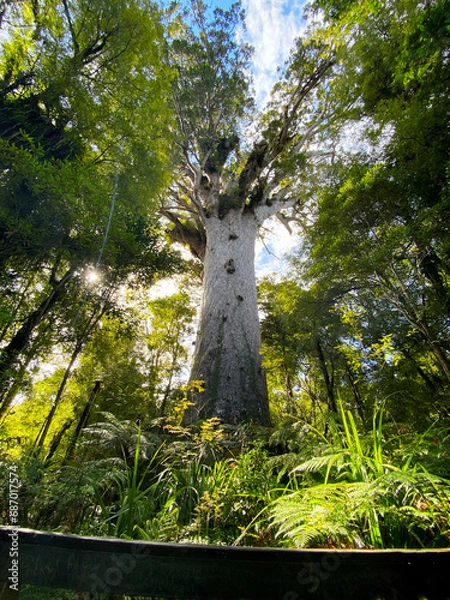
1 527 449 599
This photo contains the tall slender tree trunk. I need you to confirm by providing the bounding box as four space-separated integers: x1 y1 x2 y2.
32 298 108 455
185 210 270 425
63 379 101 463
316 338 338 414
0 268 74 414
44 418 74 465
32 344 81 456
344 362 365 421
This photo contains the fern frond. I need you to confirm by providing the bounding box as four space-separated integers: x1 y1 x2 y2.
271 483 368 548
291 451 347 476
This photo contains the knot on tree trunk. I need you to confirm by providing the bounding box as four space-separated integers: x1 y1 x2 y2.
225 259 236 274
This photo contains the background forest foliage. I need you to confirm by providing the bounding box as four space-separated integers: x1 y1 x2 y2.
0 0 449 564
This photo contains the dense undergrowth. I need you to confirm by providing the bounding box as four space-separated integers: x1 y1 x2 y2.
2 403 449 551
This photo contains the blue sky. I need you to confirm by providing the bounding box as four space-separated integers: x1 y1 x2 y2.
208 0 307 107
206 0 235 8
234 0 307 275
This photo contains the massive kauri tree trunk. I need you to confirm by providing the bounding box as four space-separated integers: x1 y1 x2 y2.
164 1 335 424
187 197 268 423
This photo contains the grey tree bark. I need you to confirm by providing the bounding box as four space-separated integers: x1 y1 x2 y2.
185 210 270 424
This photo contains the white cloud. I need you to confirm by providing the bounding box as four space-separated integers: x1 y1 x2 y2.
255 219 301 279
236 1 307 275
242 0 307 106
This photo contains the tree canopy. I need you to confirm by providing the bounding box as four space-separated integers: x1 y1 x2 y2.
0 0 180 415
285 0 450 422
0 1 449 556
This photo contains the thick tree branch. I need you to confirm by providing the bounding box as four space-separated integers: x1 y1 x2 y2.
254 192 296 224
160 209 206 261
276 211 297 234
269 57 335 161
236 57 335 212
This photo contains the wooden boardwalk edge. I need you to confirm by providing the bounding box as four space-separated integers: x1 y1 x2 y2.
0 527 449 599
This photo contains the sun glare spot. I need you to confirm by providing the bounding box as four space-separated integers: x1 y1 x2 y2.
85 268 101 285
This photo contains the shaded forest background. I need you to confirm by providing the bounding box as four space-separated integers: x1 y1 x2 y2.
0 0 450 559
